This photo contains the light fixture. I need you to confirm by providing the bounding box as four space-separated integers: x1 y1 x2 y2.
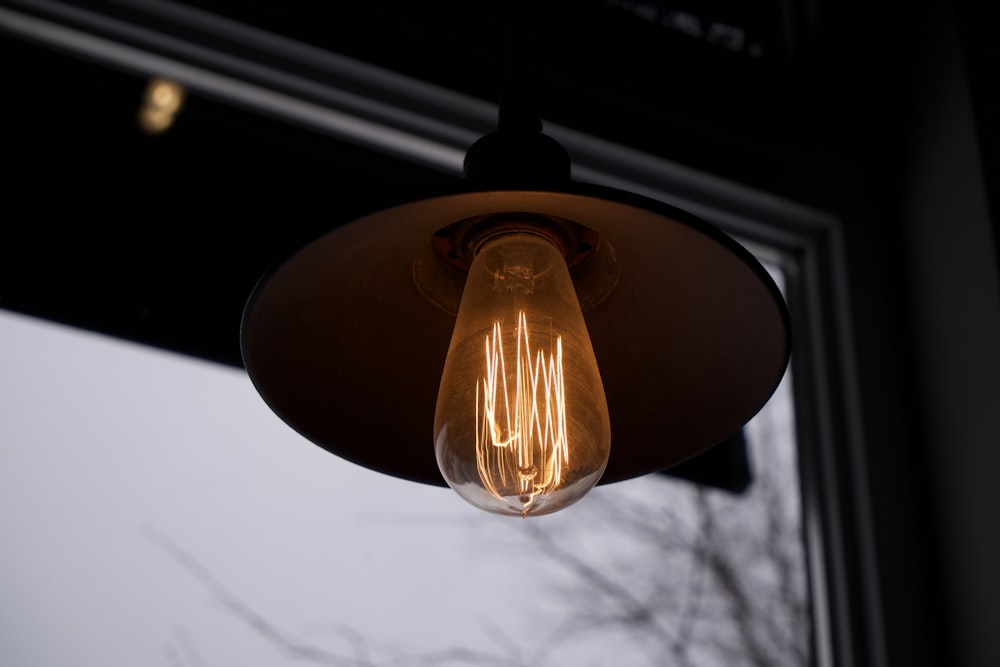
434 228 611 517
137 78 185 135
240 61 790 518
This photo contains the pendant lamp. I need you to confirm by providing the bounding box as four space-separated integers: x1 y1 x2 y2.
240 56 790 518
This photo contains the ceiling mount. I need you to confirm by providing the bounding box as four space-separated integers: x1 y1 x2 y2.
462 3 570 191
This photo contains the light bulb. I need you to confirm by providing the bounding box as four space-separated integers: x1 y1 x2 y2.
137 78 185 135
434 232 611 517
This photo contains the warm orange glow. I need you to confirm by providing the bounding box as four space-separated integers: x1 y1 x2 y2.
138 78 185 135
434 233 610 518
476 311 569 516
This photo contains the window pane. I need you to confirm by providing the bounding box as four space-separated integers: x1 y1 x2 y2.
0 260 807 667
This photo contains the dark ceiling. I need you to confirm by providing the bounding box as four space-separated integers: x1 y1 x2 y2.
0 32 457 364
0 0 909 365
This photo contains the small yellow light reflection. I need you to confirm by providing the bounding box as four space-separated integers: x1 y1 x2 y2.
138 78 185 135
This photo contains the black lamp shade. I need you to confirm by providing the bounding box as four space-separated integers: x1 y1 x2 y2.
240 184 790 487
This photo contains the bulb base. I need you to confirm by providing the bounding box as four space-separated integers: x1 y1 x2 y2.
416 211 620 318
431 213 600 273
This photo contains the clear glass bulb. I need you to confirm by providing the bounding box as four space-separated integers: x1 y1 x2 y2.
434 232 611 517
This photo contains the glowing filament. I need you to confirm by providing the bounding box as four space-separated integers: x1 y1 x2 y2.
475 310 569 515
434 232 610 517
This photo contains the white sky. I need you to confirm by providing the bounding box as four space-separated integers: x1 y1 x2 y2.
0 305 800 667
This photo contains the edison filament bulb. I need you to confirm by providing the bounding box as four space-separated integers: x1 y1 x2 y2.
434 232 611 517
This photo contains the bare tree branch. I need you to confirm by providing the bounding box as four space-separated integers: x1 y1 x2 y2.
144 526 380 667
144 526 533 667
